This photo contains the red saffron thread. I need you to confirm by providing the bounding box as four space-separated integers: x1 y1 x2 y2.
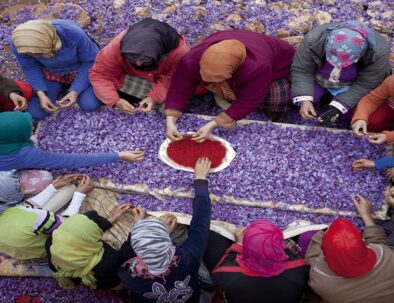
167 136 226 168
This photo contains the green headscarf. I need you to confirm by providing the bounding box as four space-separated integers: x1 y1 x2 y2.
50 214 105 289
0 112 34 155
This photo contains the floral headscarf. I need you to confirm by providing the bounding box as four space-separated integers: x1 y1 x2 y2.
325 21 376 68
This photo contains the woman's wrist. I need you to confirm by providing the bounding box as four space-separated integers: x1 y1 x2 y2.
36 90 46 99
167 116 178 125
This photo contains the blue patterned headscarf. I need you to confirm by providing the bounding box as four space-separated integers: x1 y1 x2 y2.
325 21 376 68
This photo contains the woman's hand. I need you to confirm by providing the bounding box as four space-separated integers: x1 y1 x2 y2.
352 120 368 137
116 99 137 114
108 204 133 224
368 133 387 145
138 97 155 113
352 194 375 226
52 174 80 189
160 213 177 234
194 157 211 180
9 92 28 111
166 116 183 141
58 91 78 108
37 91 58 113
386 168 394 182
119 150 144 162
75 175 95 195
300 101 317 120
384 186 394 209
192 120 217 143
132 207 146 223
352 159 375 170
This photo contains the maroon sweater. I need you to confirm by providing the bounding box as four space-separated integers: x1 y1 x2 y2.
165 30 295 120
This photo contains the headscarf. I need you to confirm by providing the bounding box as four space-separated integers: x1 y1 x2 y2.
199 39 246 83
0 171 24 212
12 19 62 57
120 18 180 71
130 219 175 276
0 112 34 155
322 218 376 278
238 219 288 277
325 21 376 69
50 214 105 289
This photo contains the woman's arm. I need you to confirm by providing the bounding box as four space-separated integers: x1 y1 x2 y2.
69 28 99 94
12 44 47 92
89 32 128 107
11 146 119 170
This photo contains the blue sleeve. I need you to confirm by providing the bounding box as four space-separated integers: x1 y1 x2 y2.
179 179 211 262
14 147 118 169
69 29 99 94
12 44 47 92
374 157 394 170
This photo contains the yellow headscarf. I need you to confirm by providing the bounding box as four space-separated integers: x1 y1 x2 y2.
50 214 104 289
12 19 62 57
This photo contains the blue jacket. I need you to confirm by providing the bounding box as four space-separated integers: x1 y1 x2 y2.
12 19 99 94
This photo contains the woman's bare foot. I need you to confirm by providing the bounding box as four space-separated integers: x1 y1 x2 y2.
194 157 212 180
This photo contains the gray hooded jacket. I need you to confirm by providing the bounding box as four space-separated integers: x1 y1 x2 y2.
290 22 391 108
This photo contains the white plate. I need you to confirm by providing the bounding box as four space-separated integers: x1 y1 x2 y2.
158 132 236 173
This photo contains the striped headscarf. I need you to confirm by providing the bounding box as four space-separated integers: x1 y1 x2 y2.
130 219 175 276
12 19 62 57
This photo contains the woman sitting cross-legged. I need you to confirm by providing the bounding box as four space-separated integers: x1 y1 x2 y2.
165 30 295 142
89 18 189 114
12 19 102 120
0 111 144 171
211 220 309 303
306 195 394 303
117 157 212 303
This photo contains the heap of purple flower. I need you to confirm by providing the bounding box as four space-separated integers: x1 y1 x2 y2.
38 108 387 219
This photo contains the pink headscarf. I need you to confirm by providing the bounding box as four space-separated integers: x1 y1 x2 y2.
238 219 288 277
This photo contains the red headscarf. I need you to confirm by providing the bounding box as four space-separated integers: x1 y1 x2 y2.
322 218 376 278
238 219 288 277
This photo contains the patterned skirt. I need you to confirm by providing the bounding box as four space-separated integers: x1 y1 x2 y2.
215 79 291 114
118 75 152 100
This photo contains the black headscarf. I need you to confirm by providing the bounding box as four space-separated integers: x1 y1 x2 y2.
120 18 180 71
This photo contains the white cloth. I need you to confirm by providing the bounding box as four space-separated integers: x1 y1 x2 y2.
28 184 57 208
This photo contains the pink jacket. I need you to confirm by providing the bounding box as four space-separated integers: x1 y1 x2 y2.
89 29 189 107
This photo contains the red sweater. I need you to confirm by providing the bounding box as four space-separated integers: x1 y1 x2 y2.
89 30 189 107
165 30 295 121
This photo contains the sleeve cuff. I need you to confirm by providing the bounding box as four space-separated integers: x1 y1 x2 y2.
382 131 394 143
147 92 162 104
214 112 236 129
329 100 350 114
164 108 183 117
374 159 387 170
194 179 209 197
293 95 314 106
